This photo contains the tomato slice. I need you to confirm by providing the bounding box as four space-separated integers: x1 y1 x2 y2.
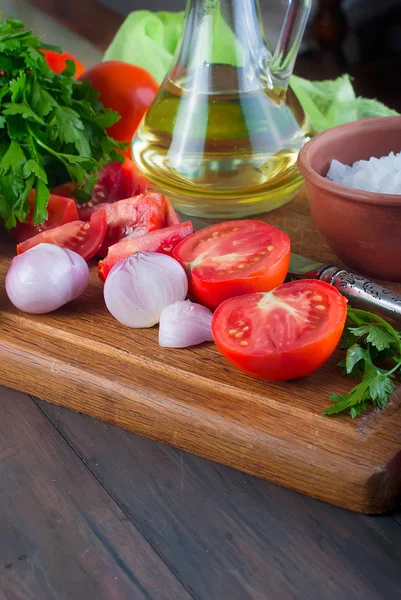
10 191 79 243
98 222 194 281
164 198 181 226
52 158 147 218
17 209 107 261
173 220 290 310
212 280 347 381
88 192 167 258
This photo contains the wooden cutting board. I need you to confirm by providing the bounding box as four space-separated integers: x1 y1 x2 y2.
0 191 400 514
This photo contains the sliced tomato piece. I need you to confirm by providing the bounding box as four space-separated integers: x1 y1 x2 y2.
173 220 290 310
91 192 167 258
10 191 79 243
51 158 153 220
17 209 107 261
98 221 193 281
212 280 347 381
164 198 181 226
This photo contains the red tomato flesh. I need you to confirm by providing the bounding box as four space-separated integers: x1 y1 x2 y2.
86 192 167 258
98 222 193 282
52 158 143 218
173 220 290 310
17 209 107 261
42 49 85 78
10 191 79 243
212 280 347 381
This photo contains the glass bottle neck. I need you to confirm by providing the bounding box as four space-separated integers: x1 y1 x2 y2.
171 0 273 93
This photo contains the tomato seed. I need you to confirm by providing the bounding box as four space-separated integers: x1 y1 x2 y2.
313 295 323 301
267 245 274 251
237 320 245 326
235 332 244 338
243 326 249 332
238 264 246 269
240 341 249 347
229 329 238 335
315 304 325 310
232 227 239 232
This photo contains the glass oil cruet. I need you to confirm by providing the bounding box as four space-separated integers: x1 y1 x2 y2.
132 0 312 218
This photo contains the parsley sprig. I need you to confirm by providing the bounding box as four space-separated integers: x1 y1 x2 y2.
0 16 126 228
324 308 401 418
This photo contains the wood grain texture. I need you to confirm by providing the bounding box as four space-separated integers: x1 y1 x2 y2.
37 400 401 600
0 388 192 600
0 192 400 514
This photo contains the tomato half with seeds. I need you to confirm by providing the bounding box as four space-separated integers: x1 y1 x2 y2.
212 280 347 381
17 209 107 261
98 221 193 281
173 220 290 310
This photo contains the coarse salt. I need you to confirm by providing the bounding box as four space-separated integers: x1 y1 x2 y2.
326 151 401 194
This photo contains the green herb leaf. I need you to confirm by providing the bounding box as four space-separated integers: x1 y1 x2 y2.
345 345 370 374
324 307 401 418
0 14 127 227
349 324 394 351
33 177 50 224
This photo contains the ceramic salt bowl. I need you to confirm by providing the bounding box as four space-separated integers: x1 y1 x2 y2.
297 116 401 282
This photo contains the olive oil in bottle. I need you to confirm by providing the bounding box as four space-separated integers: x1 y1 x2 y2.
132 0 312 218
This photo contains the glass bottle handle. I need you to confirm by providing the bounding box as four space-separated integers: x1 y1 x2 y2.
271 0 312 88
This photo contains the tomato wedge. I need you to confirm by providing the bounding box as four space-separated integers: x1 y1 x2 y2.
17 209 107 261
173 220 290 310
212 280 347 381
52 158 145 216
98 222 193 281
10 191 79 243
87 192 167 258
164 198 181 226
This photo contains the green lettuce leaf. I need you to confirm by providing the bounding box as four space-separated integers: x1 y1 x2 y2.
104 10 399 132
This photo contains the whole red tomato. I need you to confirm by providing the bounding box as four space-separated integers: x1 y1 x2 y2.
80 61 159 143
42 49 85 78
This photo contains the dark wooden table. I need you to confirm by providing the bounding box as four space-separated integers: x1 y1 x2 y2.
1 1 401 598
1 389 401 599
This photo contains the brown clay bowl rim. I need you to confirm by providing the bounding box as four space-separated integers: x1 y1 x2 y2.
297 116 401 207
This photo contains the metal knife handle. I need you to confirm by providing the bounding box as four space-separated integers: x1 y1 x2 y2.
315 266 401 323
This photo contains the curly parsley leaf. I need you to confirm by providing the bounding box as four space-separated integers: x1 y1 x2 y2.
0 14 127 228
324 308 401 418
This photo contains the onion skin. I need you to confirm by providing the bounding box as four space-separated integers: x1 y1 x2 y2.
159 300 213 348
104 252 188 328
5 243 90 314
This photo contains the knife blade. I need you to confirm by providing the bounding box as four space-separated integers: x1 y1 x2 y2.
288 253 401 323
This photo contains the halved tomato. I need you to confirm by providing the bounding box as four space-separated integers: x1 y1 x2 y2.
173 220 290 310
98 222 193 281
212 280 347 381
17 209 107 261
10 191 79 243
